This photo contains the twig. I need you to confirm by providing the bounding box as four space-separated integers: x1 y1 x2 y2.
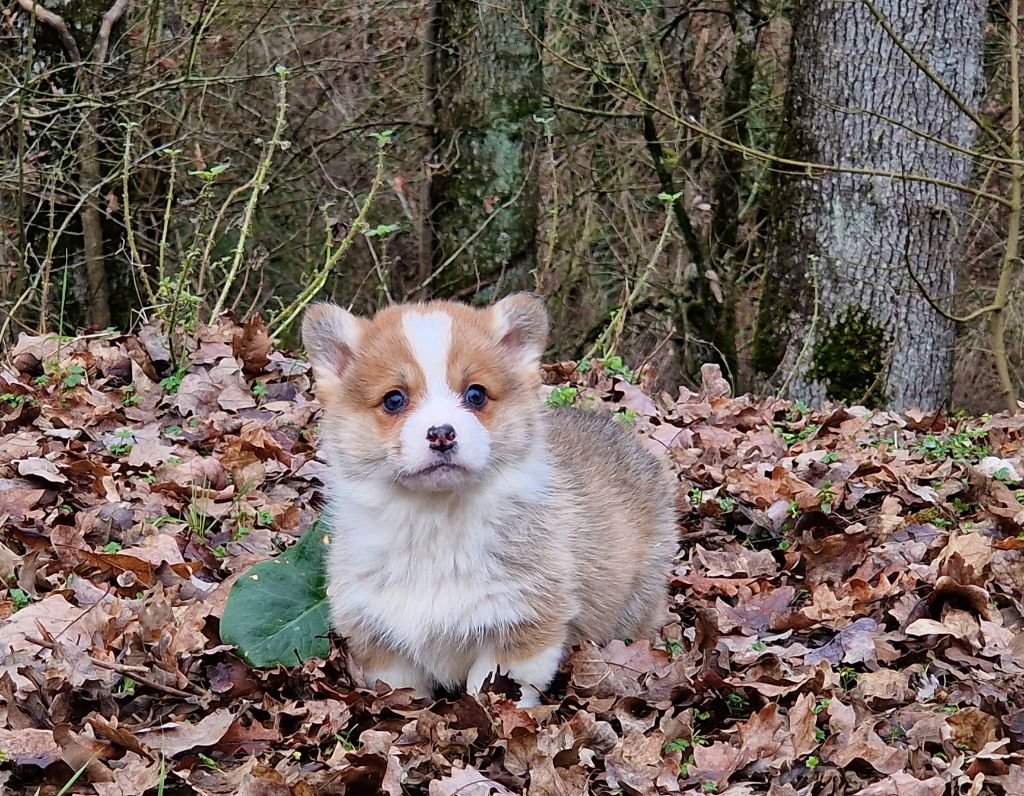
208 65 289 321
121 123 158 308
156 148 179 291
269 136 389 339
522 17 1015 208
583 199 675 361
990 0 1022 411
15 0 80 61
26 637 201 700
642 110 704 270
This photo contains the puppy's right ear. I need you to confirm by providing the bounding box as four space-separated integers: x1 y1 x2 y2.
301 302 367 393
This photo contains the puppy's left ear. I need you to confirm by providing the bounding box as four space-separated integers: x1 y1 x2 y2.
491 292 549 365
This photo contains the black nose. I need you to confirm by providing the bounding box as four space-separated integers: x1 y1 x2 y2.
426 424 457 451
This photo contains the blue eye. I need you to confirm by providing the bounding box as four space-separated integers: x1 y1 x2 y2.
382 390 407 413
464 384 487 408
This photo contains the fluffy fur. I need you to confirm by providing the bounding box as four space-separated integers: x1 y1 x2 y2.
302 293 677 706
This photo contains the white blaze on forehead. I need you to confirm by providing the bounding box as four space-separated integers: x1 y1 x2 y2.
399 310 491 475
402 311 454 396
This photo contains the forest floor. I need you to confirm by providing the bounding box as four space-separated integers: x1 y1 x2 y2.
1 317 1023 795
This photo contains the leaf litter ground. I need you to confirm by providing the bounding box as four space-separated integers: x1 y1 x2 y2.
2 319 1024 794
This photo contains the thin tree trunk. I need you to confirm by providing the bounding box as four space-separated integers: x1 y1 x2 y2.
426 0 545 299
79 114 111 329
753 0 986 411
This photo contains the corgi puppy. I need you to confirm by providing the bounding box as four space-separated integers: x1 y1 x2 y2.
301 293 677 706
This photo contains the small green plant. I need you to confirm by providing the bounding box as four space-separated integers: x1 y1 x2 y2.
688 487 704 506
365 222 401 238
821 451 839 464
61 363 87 390
107 428 136 456
102 542 123 553
701 782 718 793
545 386 579 408
815 728 827 743
160 370 186 394
951 497 976 514
120 385 141 407
197 753 220 771
773 422 821 445
718 496 737 512
806 755 820 769
615 408 638 426
914 427 989 463
811 698 831 714
117 677 136 695
598 355 638 383
943 704 959 715
789 400 811 419
664 738 691 754
663 639 683 657
725 692 749 715
186 502 214 543
994 467 1017 484
818 482 835 514
0 392 24 407
252 382 268 400
751 640 766 652
258 509 274 527
839 665 858 689
334 730 357 753
10 588 30 611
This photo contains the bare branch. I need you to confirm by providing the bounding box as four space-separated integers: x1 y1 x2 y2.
91 0 131 64
15 0 81 61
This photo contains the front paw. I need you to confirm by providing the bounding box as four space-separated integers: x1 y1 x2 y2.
515 689 541 708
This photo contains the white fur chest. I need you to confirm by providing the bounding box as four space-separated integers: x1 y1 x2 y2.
324 489 535 674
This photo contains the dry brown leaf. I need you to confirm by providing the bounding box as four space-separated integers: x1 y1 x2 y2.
135 709 236 756
428 765 514 796
852 773 946 796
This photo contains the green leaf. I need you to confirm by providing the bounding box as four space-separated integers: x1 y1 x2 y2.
220 521 331 667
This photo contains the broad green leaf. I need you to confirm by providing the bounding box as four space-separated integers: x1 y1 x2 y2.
220 520 331 667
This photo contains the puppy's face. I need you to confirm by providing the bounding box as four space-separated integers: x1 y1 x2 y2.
302 294 548 493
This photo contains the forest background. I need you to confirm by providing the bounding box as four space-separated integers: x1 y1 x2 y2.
1 0 1022 413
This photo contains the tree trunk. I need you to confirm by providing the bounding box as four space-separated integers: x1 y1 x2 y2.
426 0 545 300
80 109 112 330
752 0 986 411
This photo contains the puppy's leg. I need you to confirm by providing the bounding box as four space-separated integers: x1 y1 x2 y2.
469 626 566 708
355 646 432 696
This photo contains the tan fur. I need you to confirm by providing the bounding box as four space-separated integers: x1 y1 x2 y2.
302 294 678 704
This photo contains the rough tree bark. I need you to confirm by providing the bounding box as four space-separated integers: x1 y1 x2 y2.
752 0 987 411
425 0 545 299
